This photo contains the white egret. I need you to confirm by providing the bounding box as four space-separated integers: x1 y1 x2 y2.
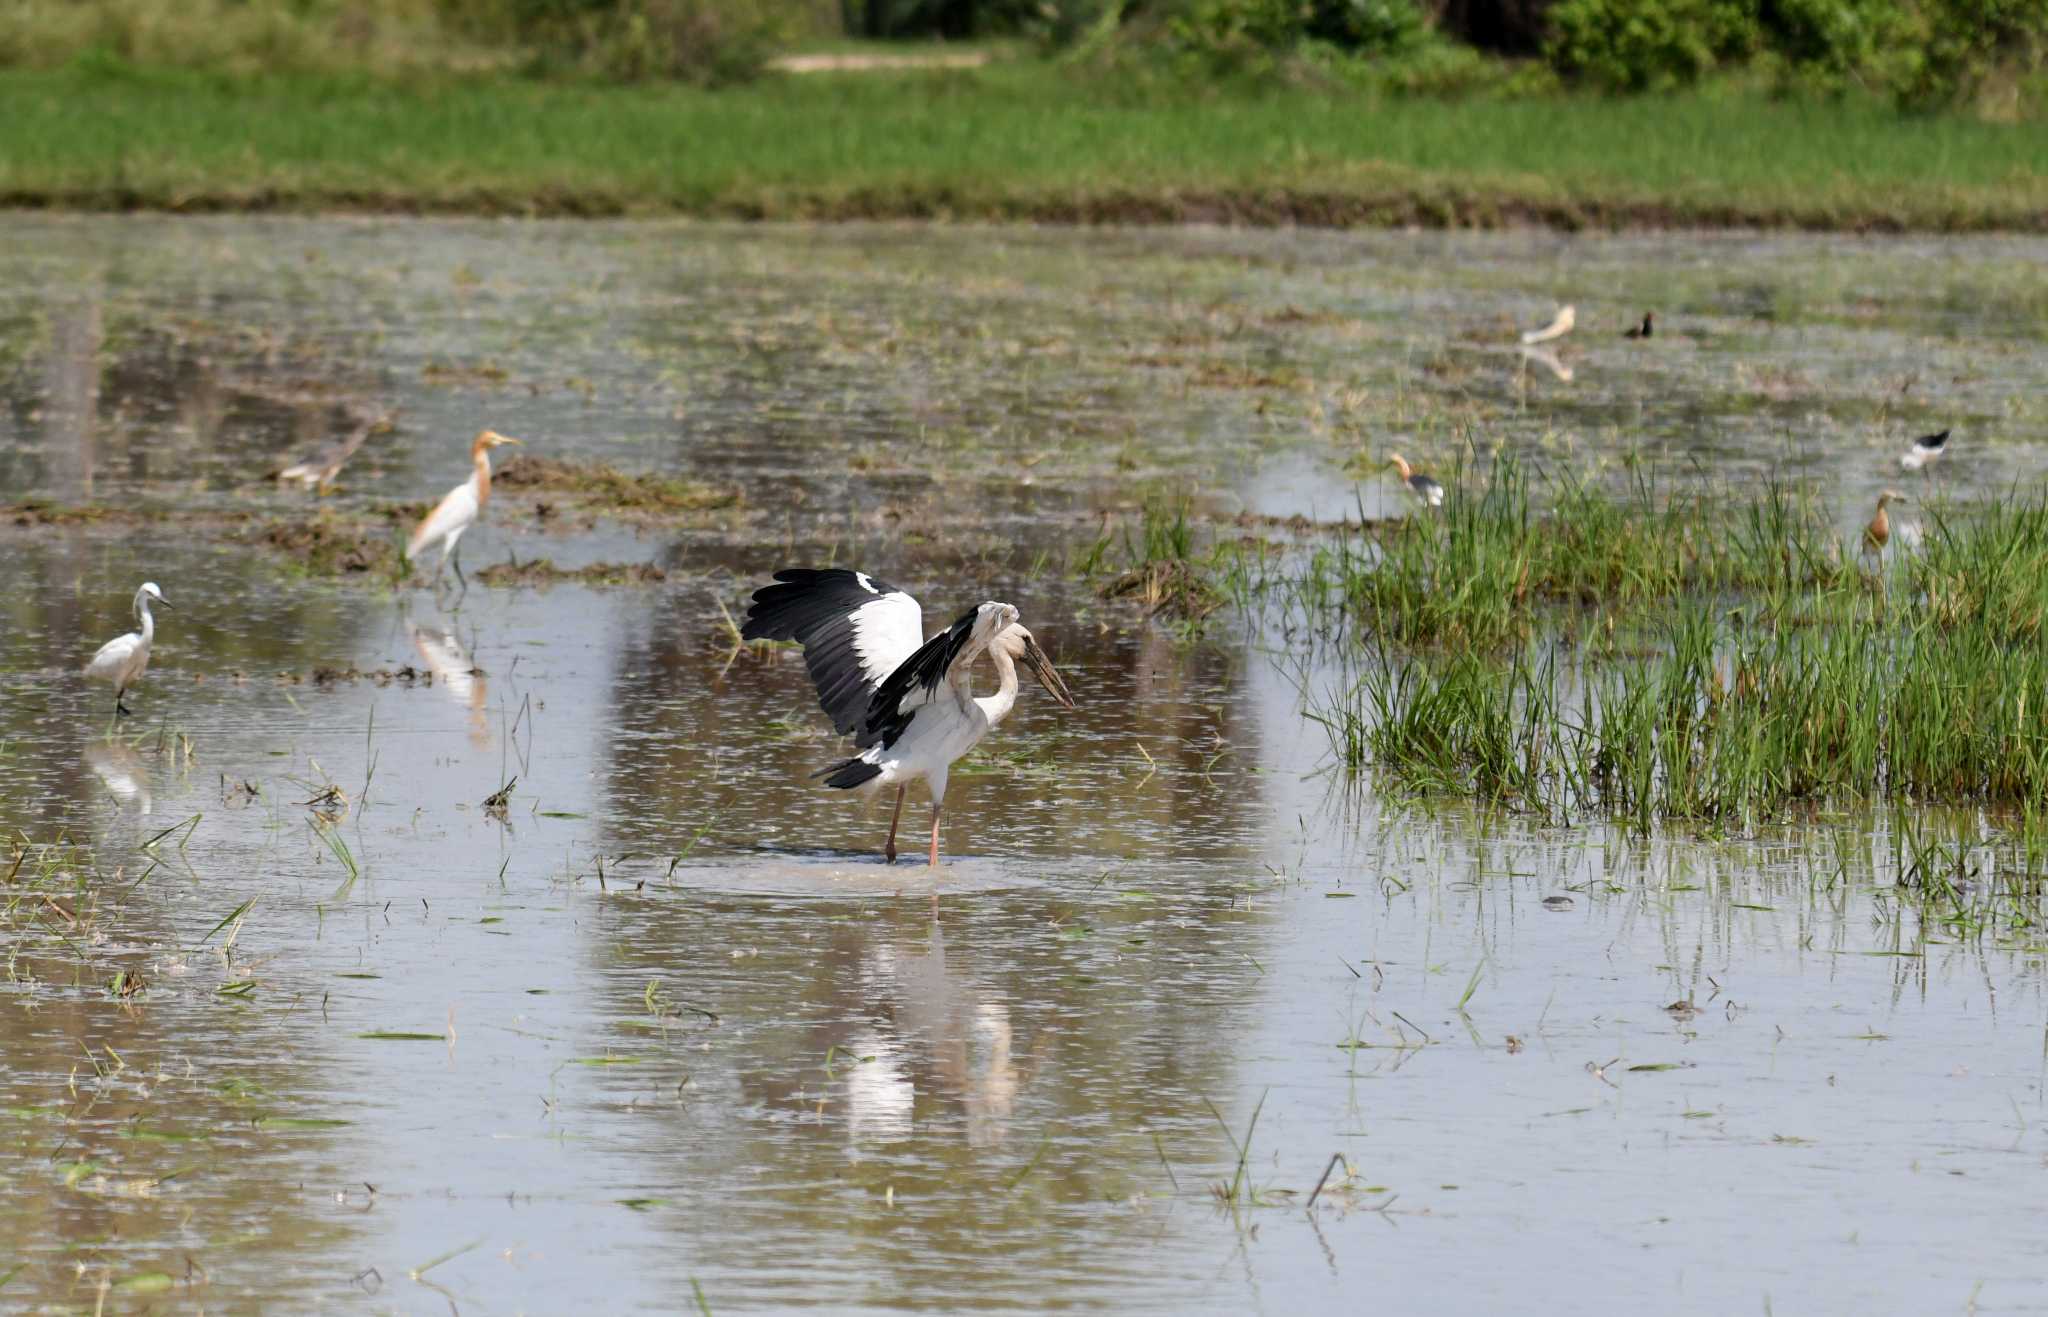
1386 452 1446 508
1520 304 1576 345
1898 428 1950 472
742 569 1075 867
84 582 172 718
406 429 522 591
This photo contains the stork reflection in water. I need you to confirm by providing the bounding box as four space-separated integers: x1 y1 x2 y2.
742 569 1075 866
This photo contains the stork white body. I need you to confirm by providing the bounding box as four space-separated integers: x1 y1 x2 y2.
742 569 1074 867
85 582 171 718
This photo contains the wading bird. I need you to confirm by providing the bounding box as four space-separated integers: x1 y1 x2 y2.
1520 304 1575 345
1625 312 1655 340
276 409 386 493
1898 428 1950 472
742 569 1075 867
407 429 521 592
1387 452 1445 508
1864 489 1907 560
85 582 172 718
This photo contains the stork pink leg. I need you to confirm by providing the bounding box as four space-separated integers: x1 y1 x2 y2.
883 786 906 863
927 803 942 868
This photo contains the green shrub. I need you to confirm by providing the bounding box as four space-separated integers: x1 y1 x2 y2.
1544 0 1760 91
1541 0 2048 106
1892 0 2048 110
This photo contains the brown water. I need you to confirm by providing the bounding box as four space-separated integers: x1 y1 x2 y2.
3 216 2048 1313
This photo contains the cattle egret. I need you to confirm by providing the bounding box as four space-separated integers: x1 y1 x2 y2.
407 429 522 591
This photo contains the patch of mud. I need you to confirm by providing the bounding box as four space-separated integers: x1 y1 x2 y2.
494 454 739 520
474 558 668 586
242 518 400 576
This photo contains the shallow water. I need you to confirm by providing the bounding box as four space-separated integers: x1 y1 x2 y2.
3 217 2048 1313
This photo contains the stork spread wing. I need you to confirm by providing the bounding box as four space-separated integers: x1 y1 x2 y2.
741 569 926 737
860 605 986 749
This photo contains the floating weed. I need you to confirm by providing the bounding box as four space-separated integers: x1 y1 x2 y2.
356 1031 444 1042
1086 496 1229 626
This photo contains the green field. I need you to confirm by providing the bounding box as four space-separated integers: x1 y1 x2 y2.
2 60 2043 228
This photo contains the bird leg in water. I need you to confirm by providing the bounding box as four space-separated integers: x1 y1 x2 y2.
883 785 905 863
115 688 131 718
927 802 942 868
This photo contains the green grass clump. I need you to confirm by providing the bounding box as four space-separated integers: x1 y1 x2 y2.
1084 498 1231 624
1343 571 2048 829
1303 481 2048 828
1299 460 1850 650
1910 490 2048 641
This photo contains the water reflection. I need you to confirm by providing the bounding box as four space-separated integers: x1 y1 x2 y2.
0 219 2044 1312
83 738 151 815
408 615 491 749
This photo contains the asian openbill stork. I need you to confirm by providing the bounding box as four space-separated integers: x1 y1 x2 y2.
741 569 1075 867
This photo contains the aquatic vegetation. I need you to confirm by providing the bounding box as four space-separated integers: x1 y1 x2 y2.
1281 459 1855 650
493 455 738 517
1291 475 2048 828
1083 497 1230 624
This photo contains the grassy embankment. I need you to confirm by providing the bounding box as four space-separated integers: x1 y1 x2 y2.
1 58 2043 229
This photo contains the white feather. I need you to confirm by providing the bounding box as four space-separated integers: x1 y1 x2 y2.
408 474 481 562
1521 304 1576 345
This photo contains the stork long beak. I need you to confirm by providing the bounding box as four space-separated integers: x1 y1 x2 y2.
154 596 175 610
1020 636 1074 710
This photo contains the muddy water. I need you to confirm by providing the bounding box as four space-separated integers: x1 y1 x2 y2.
2 217 2047 1313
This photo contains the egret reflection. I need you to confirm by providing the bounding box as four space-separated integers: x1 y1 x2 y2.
84 740 151 815
409 619 491 749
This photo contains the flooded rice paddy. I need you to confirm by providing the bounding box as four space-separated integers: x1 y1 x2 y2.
3 216 2048 1312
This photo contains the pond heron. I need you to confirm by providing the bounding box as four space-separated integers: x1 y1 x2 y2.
1864 490 1908 558
742 569 1075 867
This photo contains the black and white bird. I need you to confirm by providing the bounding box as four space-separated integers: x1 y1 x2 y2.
1898 428 1951 472
741 569 1075 867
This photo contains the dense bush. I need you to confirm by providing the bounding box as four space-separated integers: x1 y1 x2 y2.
1542 0 2048 108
